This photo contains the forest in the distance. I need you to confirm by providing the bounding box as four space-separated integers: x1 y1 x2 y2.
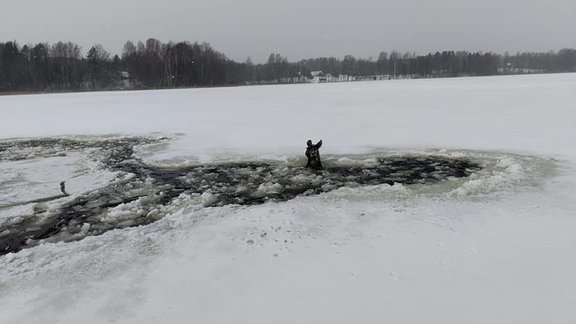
1 38 575 93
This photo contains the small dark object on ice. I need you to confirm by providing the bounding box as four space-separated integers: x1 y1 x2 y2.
305 139 323 170
60 181 69 196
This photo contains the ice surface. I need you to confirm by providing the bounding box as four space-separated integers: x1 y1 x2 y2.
0 74 575 324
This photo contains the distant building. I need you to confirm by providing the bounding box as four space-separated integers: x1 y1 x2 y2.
310 71 327 83
118 71 134 89
338 75 351 82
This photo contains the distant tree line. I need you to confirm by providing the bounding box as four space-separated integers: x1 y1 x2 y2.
1 39 575 93
300 49 576 78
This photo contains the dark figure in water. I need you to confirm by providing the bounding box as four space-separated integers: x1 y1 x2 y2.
305 139 323 170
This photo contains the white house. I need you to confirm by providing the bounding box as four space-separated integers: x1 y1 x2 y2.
310 71 327 83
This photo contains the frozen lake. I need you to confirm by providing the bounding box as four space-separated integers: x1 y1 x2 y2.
1 74 575 323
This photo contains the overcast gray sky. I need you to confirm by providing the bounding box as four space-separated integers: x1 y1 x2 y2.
1 0 574 63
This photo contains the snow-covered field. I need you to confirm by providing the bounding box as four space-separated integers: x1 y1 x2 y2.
0 74 575 323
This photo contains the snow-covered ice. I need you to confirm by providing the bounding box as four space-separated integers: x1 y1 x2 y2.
0 73 575 323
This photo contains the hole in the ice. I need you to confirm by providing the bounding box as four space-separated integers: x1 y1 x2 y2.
0 137 481 254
